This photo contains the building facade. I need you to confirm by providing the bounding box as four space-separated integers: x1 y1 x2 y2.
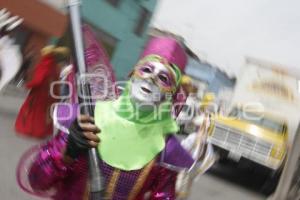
185 58 236 96
2 0 157 81
0 0 67 66
81 0 158 80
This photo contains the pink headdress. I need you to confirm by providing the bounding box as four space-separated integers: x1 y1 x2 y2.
141 37 187 72
140 37 189 117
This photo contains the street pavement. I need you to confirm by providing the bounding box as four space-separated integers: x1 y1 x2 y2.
0 110 45 200
190 162 267 200
0 91 266 200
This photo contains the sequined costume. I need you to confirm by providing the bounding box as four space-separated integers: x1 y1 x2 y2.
17 37 194 200
17 105 193 200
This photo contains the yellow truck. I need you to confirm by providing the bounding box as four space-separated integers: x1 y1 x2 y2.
208 58 300 192
210 107 288 170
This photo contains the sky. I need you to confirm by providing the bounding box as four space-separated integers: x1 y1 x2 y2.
151 0 300 78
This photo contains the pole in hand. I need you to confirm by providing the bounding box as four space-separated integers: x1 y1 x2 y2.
67 0 104 199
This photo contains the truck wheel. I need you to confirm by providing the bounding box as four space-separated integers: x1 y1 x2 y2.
261 169 282 196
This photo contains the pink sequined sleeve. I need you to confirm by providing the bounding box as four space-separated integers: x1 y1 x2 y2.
17 132 73 196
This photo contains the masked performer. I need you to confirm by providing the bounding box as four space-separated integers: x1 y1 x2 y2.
15 46 70 138
17 37 194 200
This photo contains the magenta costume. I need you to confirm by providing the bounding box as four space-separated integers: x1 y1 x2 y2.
17 37 193 200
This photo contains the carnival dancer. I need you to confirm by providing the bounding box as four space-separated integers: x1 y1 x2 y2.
17 37 194 200
15 46 70 138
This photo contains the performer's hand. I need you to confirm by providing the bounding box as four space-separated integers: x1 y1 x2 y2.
77 115 101 147
65 115 101 159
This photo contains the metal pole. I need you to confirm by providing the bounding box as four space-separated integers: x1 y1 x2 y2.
269 123 300 200
67 0 104 199
68 0 86 74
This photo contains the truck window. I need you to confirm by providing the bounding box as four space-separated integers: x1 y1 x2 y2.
260 118 284 134
229 108 285 134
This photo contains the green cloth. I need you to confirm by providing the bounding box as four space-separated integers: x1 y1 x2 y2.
95 84 179 171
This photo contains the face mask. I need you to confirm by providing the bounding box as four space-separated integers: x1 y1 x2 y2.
130 77 164 107
132 61 177 93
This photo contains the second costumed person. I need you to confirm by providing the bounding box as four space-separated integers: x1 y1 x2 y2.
17 37 194 200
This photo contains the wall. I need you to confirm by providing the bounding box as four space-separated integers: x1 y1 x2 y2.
0 0 67 37
0 0 68 76
185 58 235 94
81 0 157 80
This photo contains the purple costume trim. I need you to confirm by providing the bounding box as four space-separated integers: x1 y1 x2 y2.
55 103 78 128
161 136 194 171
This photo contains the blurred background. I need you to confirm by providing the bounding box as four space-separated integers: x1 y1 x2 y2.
0 0 299 199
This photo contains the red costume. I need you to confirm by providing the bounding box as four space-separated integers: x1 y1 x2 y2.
15 55 60 138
